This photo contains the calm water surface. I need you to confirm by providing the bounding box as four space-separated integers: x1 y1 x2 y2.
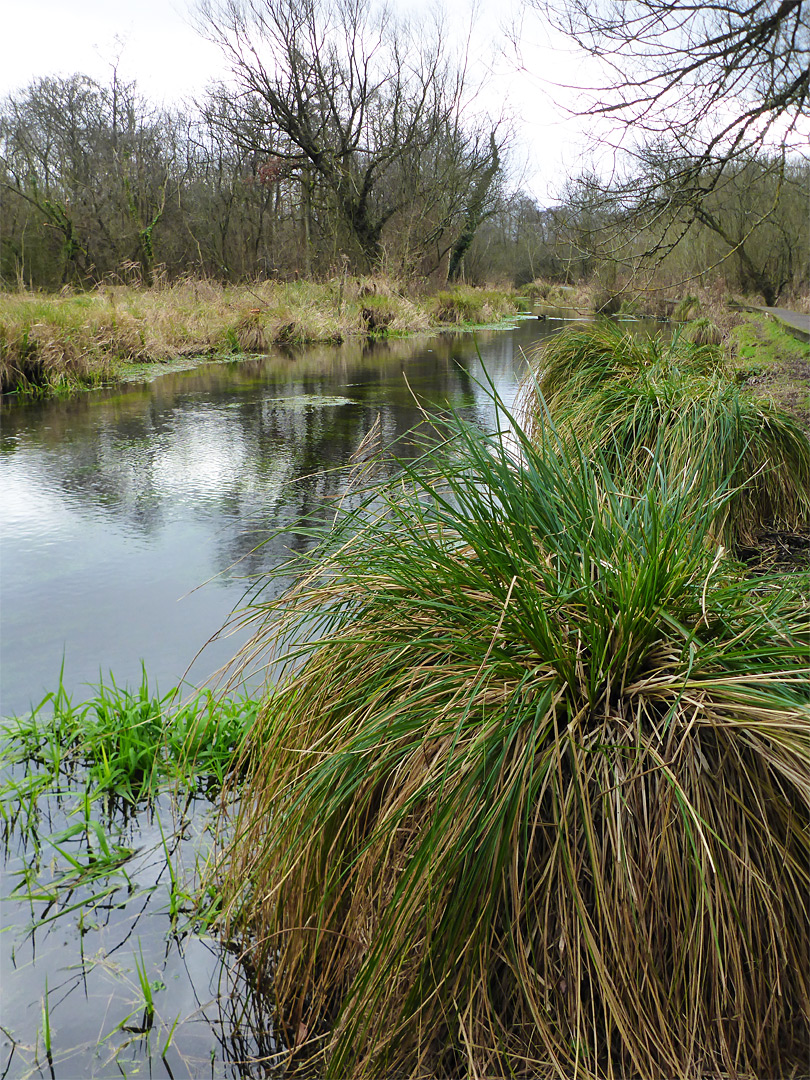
2 322 557 716
0 320 556 1078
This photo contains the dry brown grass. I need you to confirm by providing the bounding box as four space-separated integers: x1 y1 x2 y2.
0 278 516 396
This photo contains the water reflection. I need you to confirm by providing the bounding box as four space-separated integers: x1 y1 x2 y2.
1 319 557 1078
1 322 552 717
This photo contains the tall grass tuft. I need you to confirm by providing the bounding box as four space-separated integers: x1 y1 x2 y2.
214 402 810 1079
520 321 725 414
518 321 810 544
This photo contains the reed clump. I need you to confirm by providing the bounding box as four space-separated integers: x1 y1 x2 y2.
429 285 516 324
683 315 726 346
518 321 810 544
214 404 810 1080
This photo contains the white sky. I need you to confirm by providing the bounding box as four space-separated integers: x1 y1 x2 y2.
0 0 594 202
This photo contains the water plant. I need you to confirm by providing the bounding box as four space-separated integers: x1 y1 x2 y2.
41 977 53 1066
134 941 157 1031
1 671 257 811
213 399 810 1079
518 321 810 544
1 672 259 1076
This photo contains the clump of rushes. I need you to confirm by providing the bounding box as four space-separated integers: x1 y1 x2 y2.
683 315 725 346
429 285 516 324
518 321 810 544
521 321 726 413
214 402 810 1080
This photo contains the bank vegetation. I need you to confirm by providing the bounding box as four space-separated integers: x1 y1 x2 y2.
0 278 518 397
212 323 810 1079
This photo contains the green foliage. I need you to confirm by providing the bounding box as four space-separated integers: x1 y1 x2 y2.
1 671 257 957
1 670 256 808
214 399 810 1079
519 321 810 543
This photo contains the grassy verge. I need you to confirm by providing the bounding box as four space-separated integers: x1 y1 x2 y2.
517 320 810 546
0 278 518 399
728 313 810 432
210 385 810 1079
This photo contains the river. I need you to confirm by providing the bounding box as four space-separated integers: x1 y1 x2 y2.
0 318 556 1078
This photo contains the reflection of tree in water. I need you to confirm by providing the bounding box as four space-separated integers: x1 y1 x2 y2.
2 322 543 580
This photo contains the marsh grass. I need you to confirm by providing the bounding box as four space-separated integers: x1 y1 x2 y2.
518 321 810 544
520 321 726 412
0 278 515 397
0 672 264 1078
428 286 517 325
683 316 725 346
1 671 256 812
213 399 810 1079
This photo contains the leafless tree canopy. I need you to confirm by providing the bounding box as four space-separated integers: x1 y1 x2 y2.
194 0 506 272
539 0 809 166
525 1 809 296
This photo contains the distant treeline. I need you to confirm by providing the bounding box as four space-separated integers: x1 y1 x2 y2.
1 71 807 302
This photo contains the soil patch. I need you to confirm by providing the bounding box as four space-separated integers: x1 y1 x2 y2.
737 526 810 574
743 355 810 434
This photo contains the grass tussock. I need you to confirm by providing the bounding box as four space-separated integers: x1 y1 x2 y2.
0 278 515 397
683 316 726 346
214 404 810 1080
518 321 810 544
428 285 517 325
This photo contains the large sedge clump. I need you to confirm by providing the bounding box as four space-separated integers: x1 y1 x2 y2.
517 320 810 545
214 399 810 1080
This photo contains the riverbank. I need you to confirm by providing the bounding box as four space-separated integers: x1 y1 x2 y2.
4 277 809 411
526 278 810 433
214 341 810 1077
3 315 808 1077
0 278 520 398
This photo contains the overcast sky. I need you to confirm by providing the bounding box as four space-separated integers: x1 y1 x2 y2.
1 0 595 202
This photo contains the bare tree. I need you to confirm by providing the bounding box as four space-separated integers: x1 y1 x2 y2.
522 1 809 288
534 1 808 169
0 74 181 285
195 0 503 273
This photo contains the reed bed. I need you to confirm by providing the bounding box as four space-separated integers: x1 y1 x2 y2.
214 402 810 1079
518 321 810 544
0 279 515 397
